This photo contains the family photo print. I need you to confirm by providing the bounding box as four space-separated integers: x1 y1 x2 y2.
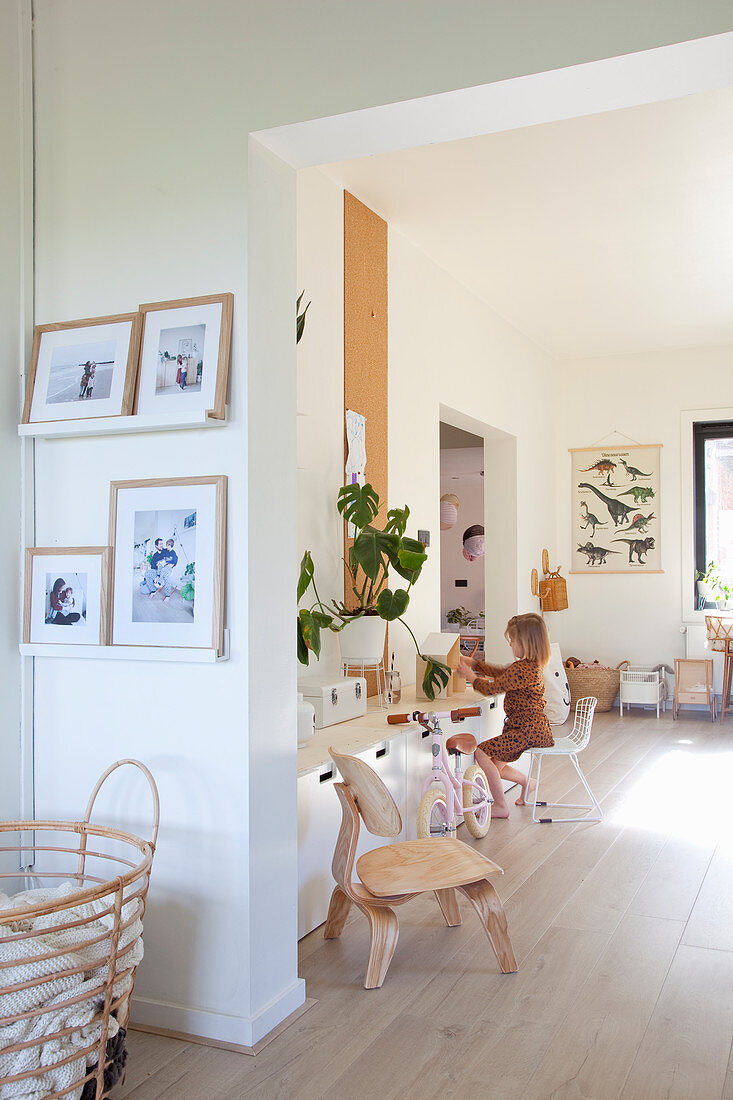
23 547 111 645
110 476 226 653
133 509 197 624
135 294 233 419
22 313 142 424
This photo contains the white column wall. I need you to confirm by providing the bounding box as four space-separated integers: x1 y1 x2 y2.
552 344 733 668
0 0 30 869
12 0 733 1046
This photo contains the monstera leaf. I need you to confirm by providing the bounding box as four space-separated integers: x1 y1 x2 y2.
298 609 321 659
421 657 452 701
297 551 314 602
296 615 309 665
384 505 410 537
351 526 400 581
376 588 410 621
337 482 379 530
385 537 427 584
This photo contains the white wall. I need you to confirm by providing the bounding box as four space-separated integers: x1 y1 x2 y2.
9 0 733 1048
296 170 345 682
296 170 559 683
0 0 30 873
553 344 733 667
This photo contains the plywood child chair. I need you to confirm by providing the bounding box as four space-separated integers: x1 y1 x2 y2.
673 658 716 721
324 747 517 988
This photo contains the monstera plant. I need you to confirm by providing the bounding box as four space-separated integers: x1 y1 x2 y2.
297 482 451 700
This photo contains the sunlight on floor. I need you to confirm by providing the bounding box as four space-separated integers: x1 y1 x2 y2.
609 741 733 849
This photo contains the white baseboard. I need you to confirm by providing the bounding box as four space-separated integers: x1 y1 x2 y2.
131 977 307 1049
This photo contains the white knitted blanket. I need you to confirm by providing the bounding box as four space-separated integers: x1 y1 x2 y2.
0 882 143 1100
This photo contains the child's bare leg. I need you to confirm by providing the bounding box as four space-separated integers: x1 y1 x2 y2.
496 762 536 806
474 746 509 818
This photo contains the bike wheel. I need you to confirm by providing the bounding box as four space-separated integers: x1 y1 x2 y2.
416 787 450 838
462 764 491 838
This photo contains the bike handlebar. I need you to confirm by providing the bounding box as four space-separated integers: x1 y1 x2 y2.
386 706 481 725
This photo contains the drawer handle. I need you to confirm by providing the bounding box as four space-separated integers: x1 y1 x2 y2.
376 745 387 759
319 767 334 783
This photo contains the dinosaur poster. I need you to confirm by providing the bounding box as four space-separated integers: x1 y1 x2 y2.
570 444 662 574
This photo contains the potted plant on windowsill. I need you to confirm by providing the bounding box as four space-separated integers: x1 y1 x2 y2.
696 561 722 608
297 482 451 700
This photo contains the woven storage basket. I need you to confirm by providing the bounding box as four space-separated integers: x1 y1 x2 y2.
0 759 158 1100
539 569 568 612
565 661 629 711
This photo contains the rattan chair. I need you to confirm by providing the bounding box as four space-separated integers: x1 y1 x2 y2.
527 696 600 823
324 746 517 988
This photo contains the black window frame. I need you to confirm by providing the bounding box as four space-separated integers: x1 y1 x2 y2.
693 419 733 602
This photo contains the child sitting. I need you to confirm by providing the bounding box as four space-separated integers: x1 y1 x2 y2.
457 612 553 818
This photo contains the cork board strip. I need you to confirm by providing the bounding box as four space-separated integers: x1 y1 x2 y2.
344 191 388 695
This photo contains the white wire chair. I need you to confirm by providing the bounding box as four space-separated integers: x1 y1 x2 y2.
527 696 601 823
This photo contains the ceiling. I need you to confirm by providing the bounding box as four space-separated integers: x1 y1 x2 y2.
323 87 733 361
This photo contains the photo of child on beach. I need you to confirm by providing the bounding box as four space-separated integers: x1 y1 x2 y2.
45 340 115 404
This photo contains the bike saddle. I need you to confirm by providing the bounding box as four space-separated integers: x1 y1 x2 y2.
445 732 477 756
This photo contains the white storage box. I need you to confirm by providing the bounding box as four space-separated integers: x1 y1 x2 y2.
298 676 367 728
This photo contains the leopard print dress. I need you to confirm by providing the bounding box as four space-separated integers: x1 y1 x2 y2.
473 657 553 762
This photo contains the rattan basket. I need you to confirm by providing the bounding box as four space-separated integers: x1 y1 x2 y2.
565 661 629 711
0 759 159 1100
704 614 733 652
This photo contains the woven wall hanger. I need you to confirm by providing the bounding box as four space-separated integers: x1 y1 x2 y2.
531 548 568 614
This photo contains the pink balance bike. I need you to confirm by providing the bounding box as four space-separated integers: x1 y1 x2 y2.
387 706 492 839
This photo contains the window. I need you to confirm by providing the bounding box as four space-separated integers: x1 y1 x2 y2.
694 420 733 605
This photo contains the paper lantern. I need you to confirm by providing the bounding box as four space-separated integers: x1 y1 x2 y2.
462 523 485 561
440 493 460 530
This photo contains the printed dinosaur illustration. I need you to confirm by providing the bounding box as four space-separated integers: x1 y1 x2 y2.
579 500 608 538
576 542 621 566
578 483 635 527
625 512 656 534
619 458 652 481
612 536 656 563
581 459 616 486
618 486 655 504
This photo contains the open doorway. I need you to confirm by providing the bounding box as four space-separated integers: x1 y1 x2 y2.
440 422 485 659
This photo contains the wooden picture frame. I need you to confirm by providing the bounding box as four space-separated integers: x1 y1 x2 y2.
109 475 227 654
134 293 233 420
23 547 112 645
22 313 142 424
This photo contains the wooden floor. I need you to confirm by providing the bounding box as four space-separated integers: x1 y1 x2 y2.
118 707 733 1099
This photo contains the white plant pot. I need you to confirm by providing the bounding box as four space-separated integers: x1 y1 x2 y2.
697 581 717 607
338 615 387 663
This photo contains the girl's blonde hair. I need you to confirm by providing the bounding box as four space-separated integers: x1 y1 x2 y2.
505 613 551 667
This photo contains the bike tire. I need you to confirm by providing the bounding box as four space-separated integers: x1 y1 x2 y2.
462 764 491 838
416 787 450 839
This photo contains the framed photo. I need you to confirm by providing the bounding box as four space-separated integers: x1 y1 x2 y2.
23 547 111 645
570 444 662 574
22 314 142 424
135 293 233 419
109 476 227 653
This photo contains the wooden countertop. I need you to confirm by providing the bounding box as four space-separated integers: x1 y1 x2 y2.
297 683 498 777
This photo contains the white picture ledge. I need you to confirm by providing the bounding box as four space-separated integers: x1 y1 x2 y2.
18 408 229 440
19 629 230 664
